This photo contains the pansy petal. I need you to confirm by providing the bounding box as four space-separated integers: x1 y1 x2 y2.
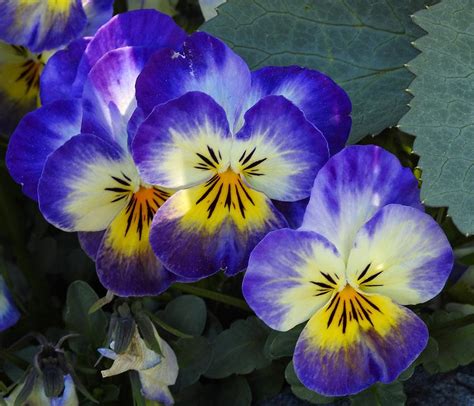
272 198 309 229
0 42 45 134
0 0 87 52
150 174 288 278
347 204 453 305
82 0 114 35
78 231 105 260
232 95 329 201
40 38 90 104
7 99 82 200
136 32 251 128
73 9 186 94
82 46 156 149
133 91 232 189
243 229 345 331
248 66 352 154
294 290 428 396
139 337 178 404
301 145 422 260
38 134 140 232
96 186 177 296
0 276 20 332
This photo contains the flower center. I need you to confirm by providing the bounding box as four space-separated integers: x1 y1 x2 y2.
104 173 170 239
196 169 256 220
12 45 45 95
324 284 383 334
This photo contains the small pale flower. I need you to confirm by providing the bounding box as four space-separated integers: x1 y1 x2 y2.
99 326 178 405
243 145 454 396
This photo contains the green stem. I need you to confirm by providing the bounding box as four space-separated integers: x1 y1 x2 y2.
432 313 474 335
146 312 193 339
172 283 251 312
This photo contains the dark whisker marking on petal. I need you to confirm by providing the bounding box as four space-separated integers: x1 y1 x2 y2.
111 195 127 203
354 297 373 326
196 152 216 168
105 187 129 193
234 185 246 218
356 293 382 313
357 263 371 281
218 150 222 159
196 176 220 205
137 203 144 240
244 157 267 171
224 184 232 211
122 172 132 182
311 281 333 289
326 296 340 328
325 293 339 312
207 184 223 218
241 147 256 165
237 179 255 205
315 291 330 297
194 165 209 170
239 149 247 163
320 272 336 285
207 145 220 165
364 284 383 287
349 299 358 322
111 175 130 186
360 270 383 285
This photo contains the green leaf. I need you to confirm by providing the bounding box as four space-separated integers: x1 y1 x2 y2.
202 0 436 143
399 0 474 234
64 281 107 349
427 310 474 372
264 324 303 359
247 362 285 402
350 381 406 406
205 316 271 379
159 295 207 336
173 336 213 390
215 376 252 406
285 361 334 404
448 266 474 304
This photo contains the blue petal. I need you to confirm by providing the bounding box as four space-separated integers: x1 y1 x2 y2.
0 276 20 332
6 99 83 200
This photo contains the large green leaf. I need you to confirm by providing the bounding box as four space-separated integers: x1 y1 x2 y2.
399 0 474 234
205 316 271 379
202 0 436 143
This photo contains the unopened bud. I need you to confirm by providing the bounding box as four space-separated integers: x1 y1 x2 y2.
113 317 136 354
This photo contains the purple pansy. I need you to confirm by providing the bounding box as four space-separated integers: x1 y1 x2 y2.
131 32 351 279
243 145 453 396
6 10 188 296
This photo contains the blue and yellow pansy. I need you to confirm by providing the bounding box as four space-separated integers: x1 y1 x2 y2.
7 10 188 296
243 145 454 396
131 32 351 279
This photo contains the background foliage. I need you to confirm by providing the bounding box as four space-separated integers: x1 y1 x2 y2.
1 0 474 405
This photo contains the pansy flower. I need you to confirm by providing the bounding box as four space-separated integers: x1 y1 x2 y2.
99 325 178 404
131 32 351 279
0 0 114 133
243 145 453 396
0 275 20 331
7 10 188 296
4 374 78 406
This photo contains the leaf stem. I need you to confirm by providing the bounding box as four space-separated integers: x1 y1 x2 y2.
146 311 193 339
431 313 474 335
172 283 251 312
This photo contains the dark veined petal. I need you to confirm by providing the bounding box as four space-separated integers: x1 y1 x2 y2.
346 204 453 305
149 171 288 278
294 288 428 396
132 91 232 190
243 229 345 331
232 95 329 201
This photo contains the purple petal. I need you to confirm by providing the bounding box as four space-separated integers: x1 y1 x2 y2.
301 145 422 260
136 32 251 129
6 99 82 200
233 95 329 201
249 66 352 154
